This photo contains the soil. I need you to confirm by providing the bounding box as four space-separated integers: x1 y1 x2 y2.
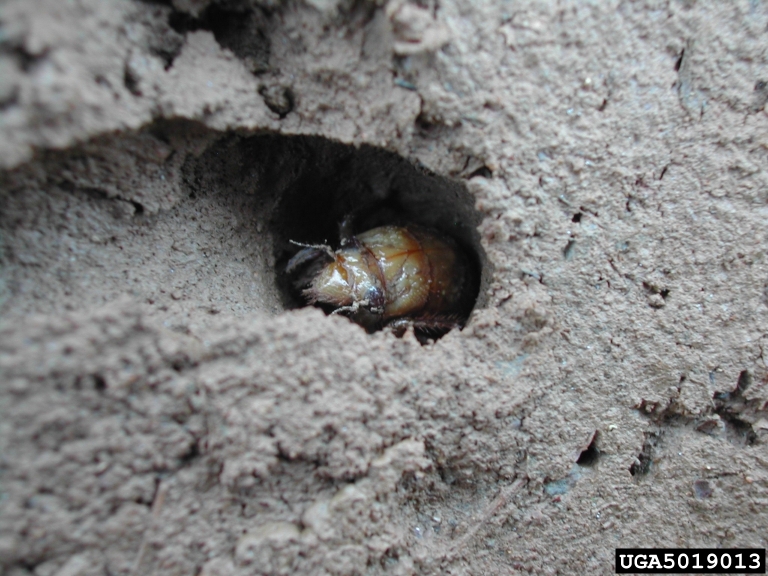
1 0 768 574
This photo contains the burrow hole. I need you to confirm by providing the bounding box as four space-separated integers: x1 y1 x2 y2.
576 431 601 467
188 133 490 338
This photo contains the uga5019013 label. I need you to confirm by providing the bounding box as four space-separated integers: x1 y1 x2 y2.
615 549 765 573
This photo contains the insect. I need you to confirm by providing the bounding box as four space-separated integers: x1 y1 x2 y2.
286 224 476 336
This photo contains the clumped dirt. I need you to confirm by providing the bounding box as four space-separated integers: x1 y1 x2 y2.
1 0 768 574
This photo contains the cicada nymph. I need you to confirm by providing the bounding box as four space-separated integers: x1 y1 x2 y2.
286 225 476 336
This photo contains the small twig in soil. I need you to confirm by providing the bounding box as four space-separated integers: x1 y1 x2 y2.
442 477 526 560
130 480 169 576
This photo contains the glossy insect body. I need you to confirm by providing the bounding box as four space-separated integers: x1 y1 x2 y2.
287 225 475 333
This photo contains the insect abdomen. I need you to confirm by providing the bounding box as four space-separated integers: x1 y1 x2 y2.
356 226 469 320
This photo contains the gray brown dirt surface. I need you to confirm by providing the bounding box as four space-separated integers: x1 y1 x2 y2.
2 0 768 574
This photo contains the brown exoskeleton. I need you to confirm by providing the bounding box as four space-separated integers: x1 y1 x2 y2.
286 224 477 336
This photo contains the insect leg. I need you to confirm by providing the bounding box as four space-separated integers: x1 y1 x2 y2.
330 301 362 316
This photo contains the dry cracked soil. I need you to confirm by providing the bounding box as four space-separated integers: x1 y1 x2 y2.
1 0 768 575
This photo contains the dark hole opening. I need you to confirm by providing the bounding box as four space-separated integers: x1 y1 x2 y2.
468 166 493 179
93 374 107 392
576 434 600 467
179 440 200 465
674 48 685 72
736 369 752 394
167 4 270 74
